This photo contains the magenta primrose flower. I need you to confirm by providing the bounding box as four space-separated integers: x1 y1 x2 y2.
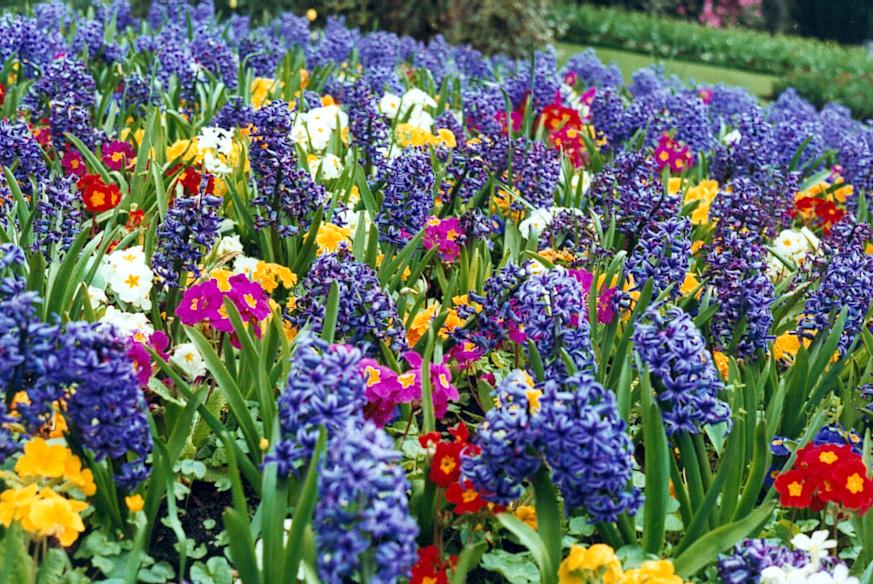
423 216 465 262
176 279 225 326
102 140 136 171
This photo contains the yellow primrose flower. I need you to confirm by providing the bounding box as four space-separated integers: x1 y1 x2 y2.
712 351 730 381
680 272 701 298
772 331 809 362
166 138 198 162
125 494 145 513
0 484 40 527
23 488 87 547
254 261 297 294
314 223 351 255
306 8 317 21
407 303 439 346
251 77 280 109
684 179 719 225
558 544 623 584
15 438 69 480
619 560 685 584
513 505 538 530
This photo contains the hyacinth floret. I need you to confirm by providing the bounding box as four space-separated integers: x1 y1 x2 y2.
717 539 809 584
268 336 367 476
461 370 543 503
33 175 83 255
633 306 731 434
626 216 691 298
707 230 774 357
797 221 873 354
375 148 435 246
315 419 418 584
152 192 223 287
0 120 49 193
250 101 327 237
291 246 405 353
538 370 641 522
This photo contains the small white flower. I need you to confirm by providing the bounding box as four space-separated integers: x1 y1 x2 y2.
86 285 107 307
724 129 742 145
519 207 554 238
306 105 348 131
202 150 232 175
101 306 153 338
791 530 836 564
309 153 343 180
338 207 371 237
216 235 244 256
171 342 207 379
234 256 259 279
761 566 789 584
379 93 401 118
198 126 233 156
106 245 147 271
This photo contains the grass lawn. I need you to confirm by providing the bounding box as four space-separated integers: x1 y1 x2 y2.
556 42 778 98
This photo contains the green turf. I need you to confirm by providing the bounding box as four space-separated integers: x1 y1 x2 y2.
556 42 778 98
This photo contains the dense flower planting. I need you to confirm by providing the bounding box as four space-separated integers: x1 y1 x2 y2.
0 1 872 583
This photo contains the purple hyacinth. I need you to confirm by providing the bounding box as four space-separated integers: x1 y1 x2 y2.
627 217 691 298
331 79 389 167
710 109 777 183
211 96 254 130
268 336 367 476
707 230 774 357
797 221 873 355
0 120 48 194
291 245 406 353
315 419 418 584
61 322 153 488
589 150 680 237
563 49 623 89
538 370 641 521
33 176 83 255
249 101 327 237
461 370 544 503
633 306 732 434
717 539 808 584
152 192 223 288
375 148 434 247
192 32 238 89
503 138 561 211
709 176 793 238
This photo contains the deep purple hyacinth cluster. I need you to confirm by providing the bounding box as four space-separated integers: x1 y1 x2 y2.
292 245 406 353
717 539 809 584
0 246 151 486
249 100 327 237
589 150 680 237
269 336 418 583
462 369 640 522
538 371 642 520
315 419 419 584
709 176 795 238
152 193 223 288
331 79 389 166
707 230 774 357
633 306 731 435
211 96 255 130
797 221 873 354
627 217 691 298
0 120 48 194
461 264 595 377
269 337 368 475
33 176 83 255
503 139 561 211
375 149 435 246
25 56 102 150
563 48 623 89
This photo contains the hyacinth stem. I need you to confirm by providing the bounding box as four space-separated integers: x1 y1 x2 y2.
531 466 562 581
677 433 706 514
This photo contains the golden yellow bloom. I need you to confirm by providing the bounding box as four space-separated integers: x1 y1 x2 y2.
251 77 279 109
407 304 439 346
440 309 466 338
667 177 684 195
125 494 145 513
23 488 87 547
712 351 730 381
0 484 40 527
254 261 298 294
619 560 685 584
691 240 705 254
306 8 318 21
513 505 538 530
62 455 96 497
772 331 807 362
15 438 69 480
166 138 198 162
539 248 576 264
314 223 351 255
558 544 623 584
680 272 700 298
684 179 719 225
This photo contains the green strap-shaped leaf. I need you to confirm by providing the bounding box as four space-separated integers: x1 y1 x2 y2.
496 513 556 584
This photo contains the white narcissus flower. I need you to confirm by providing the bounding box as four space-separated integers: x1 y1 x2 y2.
378 93 401 118
309 153 343 180
100 306 153 338
198 126 233 155
233 256 259 279
519 207 554 238
216 234 244 256
791 530 836 564
171 342 207 380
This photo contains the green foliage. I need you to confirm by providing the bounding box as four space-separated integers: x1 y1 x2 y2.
558 3 873 118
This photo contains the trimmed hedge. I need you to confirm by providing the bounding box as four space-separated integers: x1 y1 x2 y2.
558 4 873 118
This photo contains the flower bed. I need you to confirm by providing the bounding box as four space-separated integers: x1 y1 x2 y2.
0 1 872 583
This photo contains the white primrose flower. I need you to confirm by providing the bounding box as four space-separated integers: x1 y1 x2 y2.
100 306 153 338
171 342 207 379
519 207 554 238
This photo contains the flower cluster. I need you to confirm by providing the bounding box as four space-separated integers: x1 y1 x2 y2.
152 193 223 287
717 539 809 584
375 148 435 246
633 306 731 434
